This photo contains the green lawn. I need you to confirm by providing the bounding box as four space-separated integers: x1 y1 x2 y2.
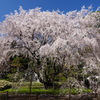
0 80 92 95
0 87 92 95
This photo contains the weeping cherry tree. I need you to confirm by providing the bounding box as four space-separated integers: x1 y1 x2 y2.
0 6 100 89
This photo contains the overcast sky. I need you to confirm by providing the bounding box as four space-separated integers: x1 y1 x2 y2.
0 0 100 22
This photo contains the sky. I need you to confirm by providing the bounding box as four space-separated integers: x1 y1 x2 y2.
0 0 100 22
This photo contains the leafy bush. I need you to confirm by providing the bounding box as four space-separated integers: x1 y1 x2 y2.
0 80 12 91
61 88 92 95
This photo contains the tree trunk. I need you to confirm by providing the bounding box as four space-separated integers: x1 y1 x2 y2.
43 82 53 89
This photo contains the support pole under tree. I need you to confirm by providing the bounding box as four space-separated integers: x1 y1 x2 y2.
29 70 33 94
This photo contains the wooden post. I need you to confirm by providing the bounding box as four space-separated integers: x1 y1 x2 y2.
36 93 38 100
6 91 8 100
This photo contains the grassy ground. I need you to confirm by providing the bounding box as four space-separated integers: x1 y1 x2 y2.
0 80 92 95
0 88 92 95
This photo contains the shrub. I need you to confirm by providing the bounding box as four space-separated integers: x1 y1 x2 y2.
0 80 12 91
